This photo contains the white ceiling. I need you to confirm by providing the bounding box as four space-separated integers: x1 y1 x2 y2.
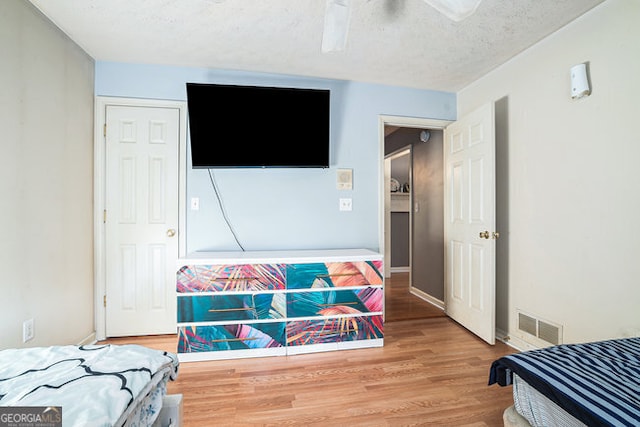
29 0 604 92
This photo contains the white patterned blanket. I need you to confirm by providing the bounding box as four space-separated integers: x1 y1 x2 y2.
0 344 179 427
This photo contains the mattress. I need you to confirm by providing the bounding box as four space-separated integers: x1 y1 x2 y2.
489 337 640 427
512 373 586 427
503 404 532 427
0 344 179 427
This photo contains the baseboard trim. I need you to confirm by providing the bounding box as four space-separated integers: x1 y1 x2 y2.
409 286 445 310
495 328 541 352
78 332 97 346
390 266 410 273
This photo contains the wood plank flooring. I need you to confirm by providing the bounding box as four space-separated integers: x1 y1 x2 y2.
104 274 515 426
385 272 446 322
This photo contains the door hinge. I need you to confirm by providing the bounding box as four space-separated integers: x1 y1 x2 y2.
103 295 107 308
103 123 107 138
103 209 107 223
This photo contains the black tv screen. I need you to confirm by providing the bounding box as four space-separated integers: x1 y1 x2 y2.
186 83 330 168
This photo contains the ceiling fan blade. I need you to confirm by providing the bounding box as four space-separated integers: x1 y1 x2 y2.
423 0 482 22
322 0 352 53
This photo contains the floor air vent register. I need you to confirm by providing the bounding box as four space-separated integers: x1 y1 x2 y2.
517 311 562 346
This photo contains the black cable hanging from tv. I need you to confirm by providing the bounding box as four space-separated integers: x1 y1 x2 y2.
207 169 245 252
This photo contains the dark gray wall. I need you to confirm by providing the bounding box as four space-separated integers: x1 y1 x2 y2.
385 129 413 156
390 212 410 267
411 130 444 301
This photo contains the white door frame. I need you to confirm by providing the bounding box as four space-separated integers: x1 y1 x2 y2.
94 96 187 341
378 115 451 279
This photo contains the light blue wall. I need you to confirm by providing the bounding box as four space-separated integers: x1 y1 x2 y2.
96 62 455 253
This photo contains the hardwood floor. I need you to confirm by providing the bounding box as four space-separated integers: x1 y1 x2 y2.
385 272 446 322
104 274 515 426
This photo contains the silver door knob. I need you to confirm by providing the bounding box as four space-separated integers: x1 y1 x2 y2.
167 229 176 237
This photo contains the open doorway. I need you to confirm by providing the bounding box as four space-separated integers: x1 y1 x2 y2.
381 107 506 342
386 147 412 275
381 116 451 321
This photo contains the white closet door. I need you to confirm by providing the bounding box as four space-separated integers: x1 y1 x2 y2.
105 105 179 336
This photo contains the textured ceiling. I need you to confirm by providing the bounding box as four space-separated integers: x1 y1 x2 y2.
29 0 604 92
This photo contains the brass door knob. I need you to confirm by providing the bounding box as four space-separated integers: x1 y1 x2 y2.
167 229 176 237
479 230 490 239
492 232 500 240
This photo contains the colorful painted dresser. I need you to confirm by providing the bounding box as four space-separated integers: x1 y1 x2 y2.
176 249 384 361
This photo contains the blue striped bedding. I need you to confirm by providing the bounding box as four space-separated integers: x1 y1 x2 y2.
489 337 640 427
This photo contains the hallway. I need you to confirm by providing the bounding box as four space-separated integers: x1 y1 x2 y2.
384 272 445 322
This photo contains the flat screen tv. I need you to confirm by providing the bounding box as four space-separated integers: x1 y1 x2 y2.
186 83 330 168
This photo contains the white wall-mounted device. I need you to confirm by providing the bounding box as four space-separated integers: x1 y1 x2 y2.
571 62 591 99
336 168 353 190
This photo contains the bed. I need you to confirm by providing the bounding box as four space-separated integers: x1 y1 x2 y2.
0 344 179 427
488 337 640 427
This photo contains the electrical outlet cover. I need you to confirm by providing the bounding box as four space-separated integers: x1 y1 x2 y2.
23 319 34 342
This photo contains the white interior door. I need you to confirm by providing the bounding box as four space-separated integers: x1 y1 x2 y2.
105 105 179 336
444 103 496 344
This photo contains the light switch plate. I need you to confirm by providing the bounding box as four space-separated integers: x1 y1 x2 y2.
339 198 352 211
191 197 200 211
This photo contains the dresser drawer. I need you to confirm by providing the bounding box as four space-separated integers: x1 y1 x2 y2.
178 322 286 353
178 293 286 323
286 315 383 346
177 264 286 293
286 261 383 289
287 288 383 318
176 250 384 360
